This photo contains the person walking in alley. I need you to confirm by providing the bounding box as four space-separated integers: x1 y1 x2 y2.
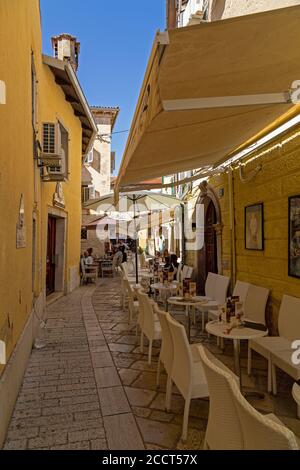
112 246 123 273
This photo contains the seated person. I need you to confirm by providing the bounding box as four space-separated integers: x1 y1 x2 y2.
163 256 171 270
162 249 169 261
84 249 94 265
170 254 179 278
112 246 123 269
120 245 127 263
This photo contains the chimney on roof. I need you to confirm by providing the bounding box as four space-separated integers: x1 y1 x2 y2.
51 33 80 72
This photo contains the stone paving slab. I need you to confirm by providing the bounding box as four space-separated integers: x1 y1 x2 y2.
103 413 145 450
98 386 131 416
94 367 121 388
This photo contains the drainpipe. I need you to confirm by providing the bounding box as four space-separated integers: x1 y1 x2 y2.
167 0 178 29
181 202 185 264
228 168 236 292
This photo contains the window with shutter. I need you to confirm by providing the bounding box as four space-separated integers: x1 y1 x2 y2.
42 123 56 154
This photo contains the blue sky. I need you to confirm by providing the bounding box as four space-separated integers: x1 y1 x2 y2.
40 0 166 174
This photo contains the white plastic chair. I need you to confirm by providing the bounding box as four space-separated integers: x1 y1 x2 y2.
167 316 209 442
139 292 161 364
198 345 243 450
155 306 174 410
248 294 299 393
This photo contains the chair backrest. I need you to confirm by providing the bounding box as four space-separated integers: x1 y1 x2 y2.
81 258 86 275
121 262 129 276
102 260 113 269
198 345 244 450
292 383 300 407
213 274 230 305
167 316 193 398
123 278 134 300
181 265 189 280
176 263 182 282
187 267 193 278
232 280 250 304
155 306 174 375
139 292 155 339
231 378 299 450
243 284 269 325
278 295 300 340
136 289 145 329
205 272 218 299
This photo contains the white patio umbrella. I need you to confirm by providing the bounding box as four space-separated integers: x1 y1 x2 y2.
84 191 182 283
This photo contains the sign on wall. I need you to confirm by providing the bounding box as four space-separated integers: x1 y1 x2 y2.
53 182 65 209
16 194 26 248
0 80 6 104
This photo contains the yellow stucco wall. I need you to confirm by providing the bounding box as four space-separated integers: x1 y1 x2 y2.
39 65 82 291
207 128 300 333
0 0 42 374
0 0 83 375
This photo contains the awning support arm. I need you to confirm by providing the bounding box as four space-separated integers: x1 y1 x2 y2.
120 168 225 193
162 91 292 112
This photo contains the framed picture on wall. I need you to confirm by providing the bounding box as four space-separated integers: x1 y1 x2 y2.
245 203 264 251
288 195 300 279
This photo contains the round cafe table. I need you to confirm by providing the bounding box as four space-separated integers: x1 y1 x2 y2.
168 296 206 343
206 320 268 394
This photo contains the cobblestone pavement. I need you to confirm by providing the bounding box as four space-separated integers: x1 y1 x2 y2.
3 278 300 450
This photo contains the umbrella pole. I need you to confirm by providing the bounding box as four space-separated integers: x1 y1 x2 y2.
133 195 139 285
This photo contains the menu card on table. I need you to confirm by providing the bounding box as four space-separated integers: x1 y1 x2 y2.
189 282 196 297
183 279 190 298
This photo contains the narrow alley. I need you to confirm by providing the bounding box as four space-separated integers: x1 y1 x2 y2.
4 279 300 450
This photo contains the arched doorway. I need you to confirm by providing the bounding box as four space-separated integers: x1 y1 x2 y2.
205 200 217 276
196 181 223 294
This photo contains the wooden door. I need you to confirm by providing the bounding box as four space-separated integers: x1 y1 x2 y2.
46 216 56 296
205 201 217 275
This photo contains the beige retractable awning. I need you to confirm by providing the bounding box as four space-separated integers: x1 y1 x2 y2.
116 5 300 192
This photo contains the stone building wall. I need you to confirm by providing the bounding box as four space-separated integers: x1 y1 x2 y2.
209 0 300 20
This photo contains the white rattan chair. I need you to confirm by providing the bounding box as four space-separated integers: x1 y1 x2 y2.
232 376 299 450
199 345 299 450
167 316 209 442
197 274 230 331
123 278 139 325
138 291 161 364
198 345 242 450
243 284 269 325
248 294 299 393
81 259 97 284
155 306 174 410
101 260 114 278
176 263 182 282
